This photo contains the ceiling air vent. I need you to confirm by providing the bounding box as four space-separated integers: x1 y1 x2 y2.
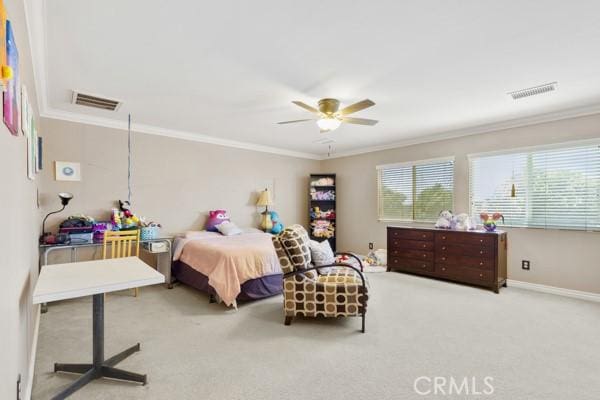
508 82 557 100
71 90 122 111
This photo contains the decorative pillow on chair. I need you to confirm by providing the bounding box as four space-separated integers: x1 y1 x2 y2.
205 210 230 232
309 239 335 273
216 221 243 236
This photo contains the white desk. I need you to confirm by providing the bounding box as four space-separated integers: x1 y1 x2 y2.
33 257 165 400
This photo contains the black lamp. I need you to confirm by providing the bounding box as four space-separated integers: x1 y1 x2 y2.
40 192 74 243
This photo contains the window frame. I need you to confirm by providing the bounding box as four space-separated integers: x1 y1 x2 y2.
468 139 600 232
377 156 455 222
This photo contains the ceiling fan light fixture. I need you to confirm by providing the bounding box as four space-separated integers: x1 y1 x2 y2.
316 117 341 132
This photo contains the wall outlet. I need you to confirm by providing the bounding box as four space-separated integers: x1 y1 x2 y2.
522 260 530 270
16 374 21 400
368 242 374 250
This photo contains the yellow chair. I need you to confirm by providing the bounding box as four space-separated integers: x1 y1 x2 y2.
103 230 141 297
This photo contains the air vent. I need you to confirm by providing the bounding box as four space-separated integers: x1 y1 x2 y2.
72 90 122 111
508 82 557 100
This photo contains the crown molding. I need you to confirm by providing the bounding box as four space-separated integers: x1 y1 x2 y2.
41 108 322 160
323 103 600 159
25 0 600 162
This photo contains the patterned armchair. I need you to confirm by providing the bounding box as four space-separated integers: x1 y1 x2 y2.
272 224 369 333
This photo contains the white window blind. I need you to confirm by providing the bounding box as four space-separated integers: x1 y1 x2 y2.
377 158 454 221
469 142 600 231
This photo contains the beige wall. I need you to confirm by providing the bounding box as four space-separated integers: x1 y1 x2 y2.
0 0 42 398
40 118 319 244
322 113 600 294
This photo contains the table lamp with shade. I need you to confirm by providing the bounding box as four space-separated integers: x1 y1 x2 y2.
256 188 273 232
40 192 74 243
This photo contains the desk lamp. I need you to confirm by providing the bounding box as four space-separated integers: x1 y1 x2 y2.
40 192 73 243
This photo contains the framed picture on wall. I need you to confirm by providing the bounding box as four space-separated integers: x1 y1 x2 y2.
55 161 81 181
3 20 19 136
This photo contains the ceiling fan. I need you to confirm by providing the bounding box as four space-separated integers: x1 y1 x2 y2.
278 98 378 133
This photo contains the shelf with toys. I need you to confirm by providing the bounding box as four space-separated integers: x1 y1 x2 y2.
309 174 336 251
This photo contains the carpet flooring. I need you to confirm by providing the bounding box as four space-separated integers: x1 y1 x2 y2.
32 272 600 399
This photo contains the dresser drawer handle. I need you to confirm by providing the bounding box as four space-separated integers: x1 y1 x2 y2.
394 259 398 263
422 234 427 239
441 267 446 271
441 257 446 261
479 273 484 278
479 250 483 254
479 239 483 243
442 246 446 250
422 254 427 258
421 264 427 268
479 262 484 266
394 232 398 236
423 244 427 248
442 236 446 240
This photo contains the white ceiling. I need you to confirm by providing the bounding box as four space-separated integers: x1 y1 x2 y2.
29 0 600 158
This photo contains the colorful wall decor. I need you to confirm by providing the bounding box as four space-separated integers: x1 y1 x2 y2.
3 19 18 135
21 84 29 136
55 161 82 181
37 136 43 171
0 0 8 93
26 118 35 179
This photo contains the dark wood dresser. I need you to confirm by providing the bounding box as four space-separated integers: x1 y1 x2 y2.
387 226 507 293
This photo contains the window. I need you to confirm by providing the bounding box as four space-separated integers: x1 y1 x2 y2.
377 158 454 221
469 142 600 231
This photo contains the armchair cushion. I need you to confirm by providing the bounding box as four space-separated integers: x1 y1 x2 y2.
272 224 312 274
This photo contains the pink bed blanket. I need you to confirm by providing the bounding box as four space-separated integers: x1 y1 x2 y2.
173 231 281 306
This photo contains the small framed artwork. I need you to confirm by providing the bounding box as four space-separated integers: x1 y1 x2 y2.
55 161 81 181
37 136 43 171
21 84 30 136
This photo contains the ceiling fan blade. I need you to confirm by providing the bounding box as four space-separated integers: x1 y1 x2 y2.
341 117 379 126
292 101 320 114
277 119 314 124
339 99 375 115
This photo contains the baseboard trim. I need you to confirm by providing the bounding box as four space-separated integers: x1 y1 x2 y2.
507 279 600 303
24 304 41 400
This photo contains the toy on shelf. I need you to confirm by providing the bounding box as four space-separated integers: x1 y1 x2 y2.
311 220 335 238
111 200 141 230
310 188 335 201
480 212 504 232
269 211 284 234
451 213 472 231
310 207 336 220
310 177 335 186
435 210 453 229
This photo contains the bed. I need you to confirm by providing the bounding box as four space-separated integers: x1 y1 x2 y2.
172 230 282 307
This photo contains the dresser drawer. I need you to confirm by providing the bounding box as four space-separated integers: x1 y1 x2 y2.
437 264 494 284
435 232 494 248
389 229 434 242
391 249 434 262
435 254 493 269
436 243 495 259
389 239 434 251
388 257 434 273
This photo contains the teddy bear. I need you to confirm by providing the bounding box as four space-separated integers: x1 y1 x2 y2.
435 210 453 229
452 213 472 231
269 211 284 234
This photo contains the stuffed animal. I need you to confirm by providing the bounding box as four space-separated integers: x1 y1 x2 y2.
480 212 504 232
452 213 472 231
435 210 453 229
205 210 230 232
269 211 284 234
112 200 140 230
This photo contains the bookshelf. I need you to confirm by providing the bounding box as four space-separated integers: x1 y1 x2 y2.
309 173 336 251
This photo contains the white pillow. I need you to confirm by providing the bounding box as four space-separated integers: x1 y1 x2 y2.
216 221 243 236
309 239 335 270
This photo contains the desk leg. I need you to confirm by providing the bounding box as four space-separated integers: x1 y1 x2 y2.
51 294 147 399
